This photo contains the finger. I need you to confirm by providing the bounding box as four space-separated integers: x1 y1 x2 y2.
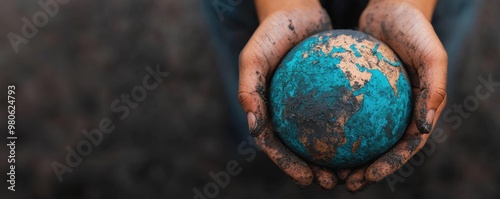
366 91 447 182
238 78 269 137
255 124 313 187
310 165 337 190
238 9 331 137
379 4 447 134
337 168 351 182
346 166 370 193
365 121 426 182
412 46 447 134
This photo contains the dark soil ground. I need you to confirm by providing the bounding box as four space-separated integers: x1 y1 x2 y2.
0 0 499 198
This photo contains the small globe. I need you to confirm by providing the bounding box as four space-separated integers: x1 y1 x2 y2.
269 30 412 168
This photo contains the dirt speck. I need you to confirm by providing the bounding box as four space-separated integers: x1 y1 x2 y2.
288 19 295 33
351 137 361 153
345 70 352 79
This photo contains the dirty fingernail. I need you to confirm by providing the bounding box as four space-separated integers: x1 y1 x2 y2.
424 109 435 134
416 109 435 134
294 180 306 189
247 112 256 133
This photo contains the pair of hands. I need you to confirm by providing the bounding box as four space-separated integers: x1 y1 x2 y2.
239 0 447 192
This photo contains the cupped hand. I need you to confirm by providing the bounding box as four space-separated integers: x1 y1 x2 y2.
342 0 448 192
239 0 447 192
238 0 336 188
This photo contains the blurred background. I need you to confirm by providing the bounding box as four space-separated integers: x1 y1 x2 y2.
0 0 499 198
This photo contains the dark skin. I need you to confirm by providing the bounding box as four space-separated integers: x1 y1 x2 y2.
239 0 447 192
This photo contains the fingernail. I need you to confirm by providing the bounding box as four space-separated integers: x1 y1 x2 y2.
416 108 435 134
247 112 257 134
424 109 436 133
294 180 307 189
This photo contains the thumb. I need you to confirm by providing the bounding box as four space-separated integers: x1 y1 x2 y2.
238 61 268 136
414 45 448 133
394 11 448 133
361 5 448 133
238 9 331 136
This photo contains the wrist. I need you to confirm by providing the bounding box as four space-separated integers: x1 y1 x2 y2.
254 0 322 22
366 0 436 20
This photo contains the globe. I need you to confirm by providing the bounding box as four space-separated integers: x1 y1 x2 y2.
269 30 412 168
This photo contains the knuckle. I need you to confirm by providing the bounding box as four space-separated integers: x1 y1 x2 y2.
423 45 448 67
238 47 253 68
238 91 252 106
440 49 449 64
239 44 269 72
429 47 448 65
431 85 447 104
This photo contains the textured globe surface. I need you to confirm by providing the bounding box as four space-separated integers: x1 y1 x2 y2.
269 30 412 168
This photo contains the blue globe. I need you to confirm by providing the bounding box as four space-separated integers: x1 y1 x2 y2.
269 30 412 168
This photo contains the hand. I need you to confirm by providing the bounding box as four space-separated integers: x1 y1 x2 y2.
238 0 336 188
341 0 448 192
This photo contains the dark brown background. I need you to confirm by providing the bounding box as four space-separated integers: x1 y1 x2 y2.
0 0 499 198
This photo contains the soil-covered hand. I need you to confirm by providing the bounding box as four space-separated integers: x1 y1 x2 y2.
239 0 447 192
340 0 448 192
238 0 336 188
